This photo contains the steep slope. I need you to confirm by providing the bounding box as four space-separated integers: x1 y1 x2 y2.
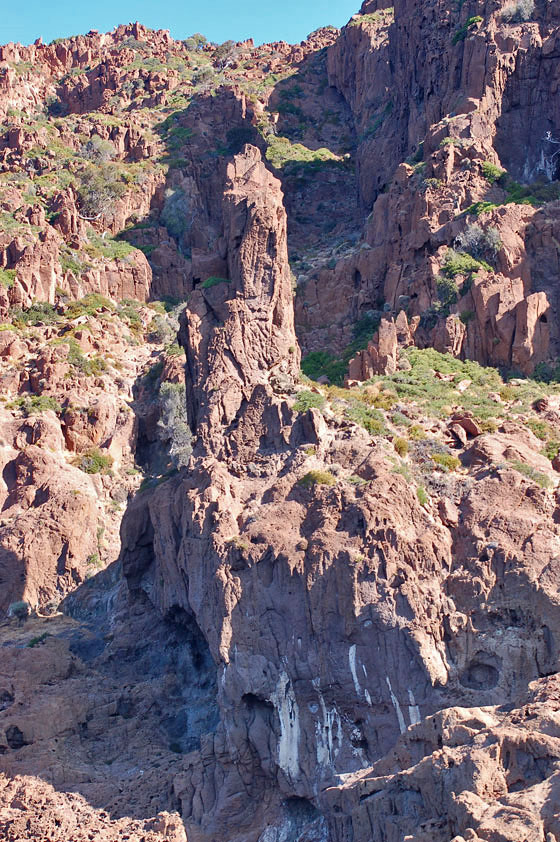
1 5 560 842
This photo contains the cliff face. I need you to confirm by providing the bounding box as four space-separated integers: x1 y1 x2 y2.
297 0 560 374
2 6 560 842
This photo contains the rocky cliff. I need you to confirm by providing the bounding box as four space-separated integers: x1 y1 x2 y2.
1 4 560 842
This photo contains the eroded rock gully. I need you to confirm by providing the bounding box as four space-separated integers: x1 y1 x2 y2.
1 4 560 842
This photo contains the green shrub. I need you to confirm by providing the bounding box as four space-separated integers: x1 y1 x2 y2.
452 16 483 45
459 310 475 325
118 300 143 330
533 360 560 384
442 250 490 278
11 302 59 326
481 161 505 184
464 201 500 217
8 601 30 620
60 338 107 376
417 486 429 507
499 385 516 402
27 632 49 647
265 136 342 172
10 395 62 416
345 404 385 435
409 425 427 441
432 452 461 471
0 268 16 289
544 440 560 462
392 411 412 427
298 470 336 489
294 390 326 413
509 459 552 489
301 315 381 387
86 553 102 568
394 437 409 457
75 164 126 218
201 276 230 290
160 187 191 239
525 417 551 441
81 135 115 163
380 348 510 421
84 233 134 261
74 448 114 474
65 293 114 318
436 275 459 311
455 224 502 261
301 351 347 386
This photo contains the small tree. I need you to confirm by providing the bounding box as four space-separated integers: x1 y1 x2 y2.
184 33 207 51
76 164 126 219
501 0 535 23
81 135 115 164
213 40 240 70
455 224 502 261
8 601 30 621
158 382 192 469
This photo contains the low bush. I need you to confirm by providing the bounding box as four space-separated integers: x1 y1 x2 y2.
11 302 59 326
455 224 502 261
157 381 192 469
436 275 459 311
509 459 552 489
294 390 326 413
8 601 29 620
201 276 230 290
452 16 483 45
0 268 16 289
10 395 62 416
432 452 461 472
417 486 429 507
75 164 126 218
501 0 535 23
409 425 427 441
481 161 505 184
160 187 191 240
65 293 114 318
74 448 113 474
442 249 491 278
394 437 409 457
298 470 336 488
345 404 385 435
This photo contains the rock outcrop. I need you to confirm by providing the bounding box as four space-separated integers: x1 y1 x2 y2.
2 6 560 842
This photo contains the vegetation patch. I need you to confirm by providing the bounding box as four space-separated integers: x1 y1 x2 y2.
452 16 483 45
266 136 343 173
481 161 505 184
201 276 230 290
9 395 62 416
298 470 337 489
394 437 409 457
10 302 59 326
301 314 381 386
442 249 491 278
0 268 16 289
74 447 114 475
432 452 461 472
294 390 326 413
509 459 552 489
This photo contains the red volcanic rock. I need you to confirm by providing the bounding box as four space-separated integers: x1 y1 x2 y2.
348 316 398 380
2 8 560 842
184 144 300 445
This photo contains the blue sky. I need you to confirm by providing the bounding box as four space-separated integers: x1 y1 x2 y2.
3 1 361 47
